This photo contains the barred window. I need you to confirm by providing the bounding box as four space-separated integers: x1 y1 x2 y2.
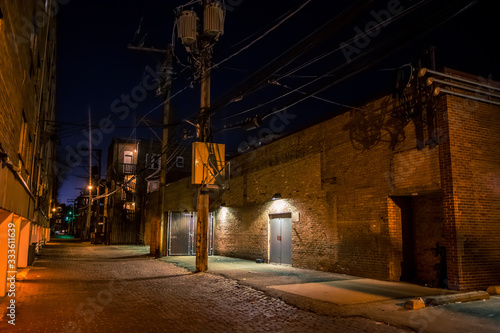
146 153 161 170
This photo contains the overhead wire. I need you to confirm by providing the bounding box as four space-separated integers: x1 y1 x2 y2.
212 0 439 122
211 0 313 70
261 0 479 120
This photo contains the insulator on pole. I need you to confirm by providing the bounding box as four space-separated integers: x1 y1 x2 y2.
204 2 225 39
177 10 198 45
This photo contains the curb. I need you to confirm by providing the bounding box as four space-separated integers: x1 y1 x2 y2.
486 286 500 295
425 291 490 307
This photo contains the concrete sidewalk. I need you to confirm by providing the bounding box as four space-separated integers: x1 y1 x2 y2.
163 255 500 333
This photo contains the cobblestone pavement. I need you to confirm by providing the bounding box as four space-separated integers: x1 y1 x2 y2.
0 240 410 332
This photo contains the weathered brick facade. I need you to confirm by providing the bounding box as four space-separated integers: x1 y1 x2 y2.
153 69 500 291
1 0 57 297
436 75 500 290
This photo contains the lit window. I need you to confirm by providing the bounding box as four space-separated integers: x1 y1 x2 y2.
123 151 133 164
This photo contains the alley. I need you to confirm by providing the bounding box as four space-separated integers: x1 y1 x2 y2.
0 239 408 333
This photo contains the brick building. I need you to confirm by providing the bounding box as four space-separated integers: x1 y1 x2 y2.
154 68 500 291
0 1 58 297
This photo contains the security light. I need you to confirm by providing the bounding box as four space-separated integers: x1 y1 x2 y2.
271 193 282 201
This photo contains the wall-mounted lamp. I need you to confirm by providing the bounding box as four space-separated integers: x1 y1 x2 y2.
220 202 226 208
271 193 282 201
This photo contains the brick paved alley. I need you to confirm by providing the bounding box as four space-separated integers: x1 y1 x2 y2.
0 239 410 332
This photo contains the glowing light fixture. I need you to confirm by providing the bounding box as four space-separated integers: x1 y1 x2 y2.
88 185 93 190
271 193 282 201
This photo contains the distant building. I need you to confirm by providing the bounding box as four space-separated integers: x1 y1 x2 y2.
73 173 104 242
149 68 500 291
73 194 90 239
105 138 161 244
0 1 58 297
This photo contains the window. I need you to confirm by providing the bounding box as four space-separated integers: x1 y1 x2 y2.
146 153 161 170
18 112 30 165
176 156 184 168
124 175 136 192
123 151 134 174
123 151 133 164
147 180 160 193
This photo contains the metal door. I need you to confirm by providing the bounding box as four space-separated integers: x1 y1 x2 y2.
169 212 214 256
269 217 292 265
169 212 192 255
189 213 214 256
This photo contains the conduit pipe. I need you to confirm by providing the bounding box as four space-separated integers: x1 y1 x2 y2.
419 68 500 92
434 87 500 107
426 77 500 100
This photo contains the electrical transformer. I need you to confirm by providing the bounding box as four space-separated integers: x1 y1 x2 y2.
177 10 198 45
203 2 224 39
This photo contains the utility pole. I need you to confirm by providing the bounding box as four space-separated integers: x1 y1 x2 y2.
81 149 102 242
196 1 212 271
86 107 92 241
127 44 173 257
176 0 224 272
158 45 174 258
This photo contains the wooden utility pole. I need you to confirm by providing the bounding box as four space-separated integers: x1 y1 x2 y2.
85 107 92 241
195 0 212 273
158 45 174 258
175 0 224 272
127 44 173 257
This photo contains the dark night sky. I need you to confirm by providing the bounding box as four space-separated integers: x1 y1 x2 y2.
55 0 499 203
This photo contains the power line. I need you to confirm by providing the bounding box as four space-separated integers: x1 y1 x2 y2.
211 0 313 70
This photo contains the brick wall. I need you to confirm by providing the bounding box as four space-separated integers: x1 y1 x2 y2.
0 0 57 221
155 76 499 290
439 91 500 290
211 94 444 282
